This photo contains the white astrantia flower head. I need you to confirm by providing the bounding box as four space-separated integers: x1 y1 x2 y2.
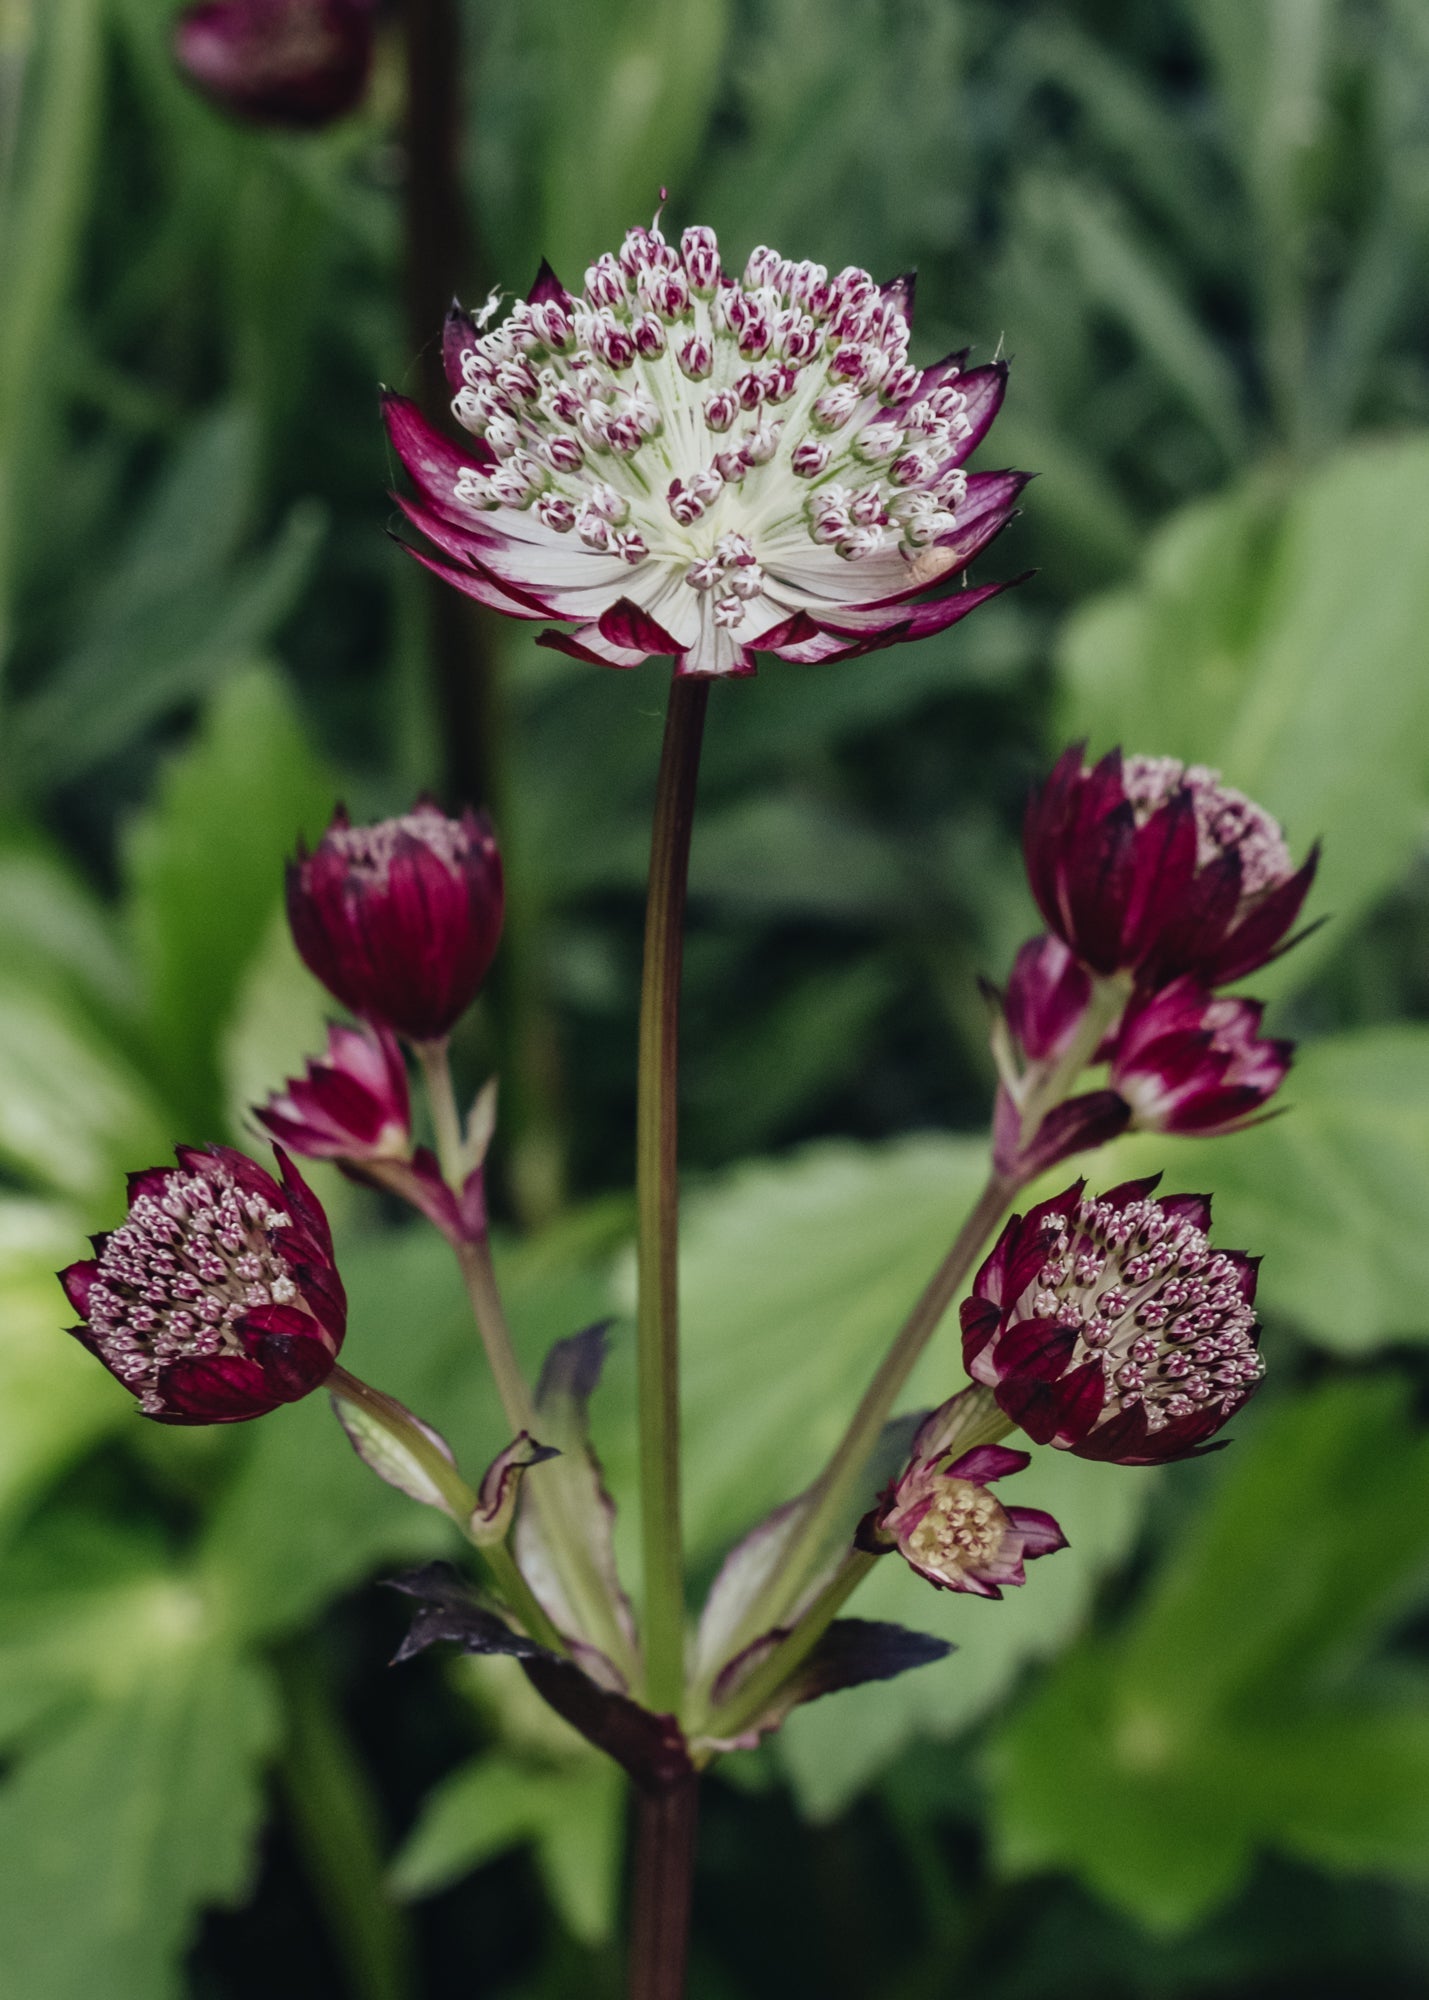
384 213 1027 679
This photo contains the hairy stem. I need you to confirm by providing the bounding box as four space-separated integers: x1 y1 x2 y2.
629 1775 700 2000
636 678 710 1713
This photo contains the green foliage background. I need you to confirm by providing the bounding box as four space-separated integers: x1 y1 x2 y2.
2 0 1429 1994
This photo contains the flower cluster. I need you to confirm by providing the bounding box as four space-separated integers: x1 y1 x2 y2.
385 219 1026 678
61 1146 345 1423
991 747 1312 1175
962 1178 1263 1464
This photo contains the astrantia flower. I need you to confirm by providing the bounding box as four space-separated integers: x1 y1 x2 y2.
1025 747 1318 991
860 1393 1066 1595
60 1146 345 1424
385 219 1027 678
257 1021 411 1160
173 0 375 128
1109 978 1292 1136
961 1178 1263 1464
287 801 503 1043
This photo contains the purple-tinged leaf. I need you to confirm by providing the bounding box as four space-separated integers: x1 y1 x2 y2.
703 1619 953 1750
470 1432 560 1545
514 1323 639 1657
388 1565 690 1787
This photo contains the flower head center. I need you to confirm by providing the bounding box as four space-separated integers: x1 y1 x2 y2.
1121 756 1293 900
85 1168 296 1413
906 1478 1005 1571
327 807 469 884
1022 1195 1262 1433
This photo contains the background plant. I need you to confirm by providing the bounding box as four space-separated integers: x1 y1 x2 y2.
2 1 1429 1995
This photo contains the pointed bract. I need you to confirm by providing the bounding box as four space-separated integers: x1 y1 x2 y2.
1109 977 1293 1136
257 1020 411 1160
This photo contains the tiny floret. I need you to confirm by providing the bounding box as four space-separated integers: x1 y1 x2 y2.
961 1178 1264 1464
385 217 1027 679
860 1392 1066 1596
60 1147 345 1424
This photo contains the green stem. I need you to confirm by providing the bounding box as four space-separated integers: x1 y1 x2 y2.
275 1641 416 2000
413 1043 640 1680
733 1171 1016 1646
636 677 710 1713
416 1040 540 1438
481 1536 566 1652
706 1551 876 1745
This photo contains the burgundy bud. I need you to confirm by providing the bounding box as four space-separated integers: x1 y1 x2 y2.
1024 747 1318 992
172 0 375 129
256 1021 410 1161
1003 933 1094 1063
286 801 503 1044
1109 978 1293 1136
60 1146 345 1424
961 1178 1263 1465
859 1391 1066 1597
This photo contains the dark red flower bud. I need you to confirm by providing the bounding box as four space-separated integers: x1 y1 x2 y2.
257 1020 410 1160
961 1177 1263 1465
1002 933 1094 1063
60 1146 345 1424
1024 747 1318 992
1109 978 1292 1136
172 0 375 130
286 801 504 1044
860 1390 1066 1596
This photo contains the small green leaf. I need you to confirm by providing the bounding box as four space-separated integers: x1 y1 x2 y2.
989 1380 1429 1929
1057 438 1429 995
0 1644 277 2000
124 661 335 1134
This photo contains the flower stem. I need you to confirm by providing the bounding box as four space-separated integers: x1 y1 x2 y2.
737 1170 1017 1641
636 677 710 1713
416 1039 540 1438
705 1550 876 1745
628 1773 700 2000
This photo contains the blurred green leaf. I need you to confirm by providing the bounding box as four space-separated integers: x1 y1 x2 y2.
0 820 134 1018
0 1200 127 1544
391 1751 623 1945
990 1378 1429 1929
124 660 335 1134
474 0 730 274
0 1640 276 2000
219 903 335 1143
1057 436 1429 993
0 970 171 1201
1085 1026 1429 1353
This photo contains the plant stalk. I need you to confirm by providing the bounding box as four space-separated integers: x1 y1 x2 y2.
628 1774 700 2000
705 1550 876 1745
737 1170 1016 1642
636 677 710 1712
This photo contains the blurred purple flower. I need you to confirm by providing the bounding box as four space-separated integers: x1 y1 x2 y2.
173 0 376 129
1109 978 1293 1136
1024 747 1318 992
385 220 1028 679
257 1020 411 1160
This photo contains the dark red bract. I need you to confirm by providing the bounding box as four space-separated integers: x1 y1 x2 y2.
1024 747 1317 991
960 1177 1263 1465
257 1020 411 1160
1109 977 1292 1136
286 801 504 1044
60 1146 345 1425
173 0 375 129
